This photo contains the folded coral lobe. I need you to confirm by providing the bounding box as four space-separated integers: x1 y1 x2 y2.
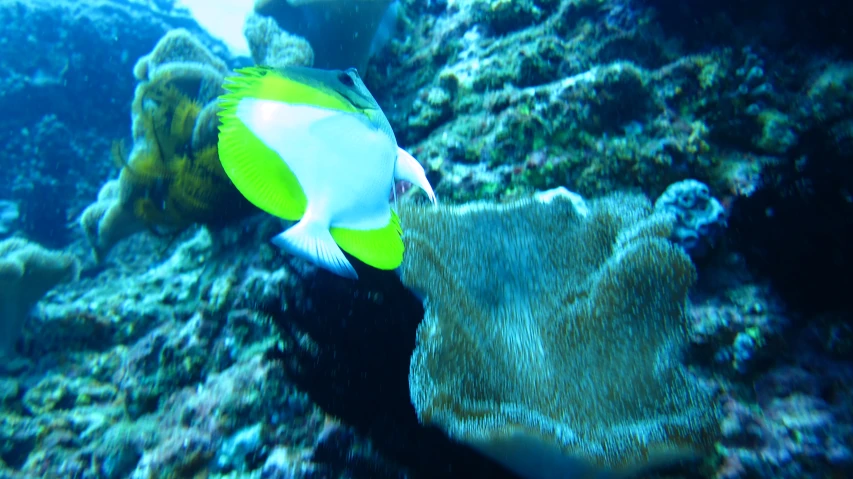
398 190 719 478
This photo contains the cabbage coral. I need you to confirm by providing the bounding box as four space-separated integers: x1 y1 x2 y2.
398 189 718 478
0 238 79 356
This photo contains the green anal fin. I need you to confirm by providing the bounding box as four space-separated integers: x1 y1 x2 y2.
331 210 404 271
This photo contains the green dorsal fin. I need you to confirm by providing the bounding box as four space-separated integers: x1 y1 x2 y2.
330 210 404 271
217 69 308 221
223 66 358 112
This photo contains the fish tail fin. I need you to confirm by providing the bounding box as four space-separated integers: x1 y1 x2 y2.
273 220 358 279
330 210 404 271
394 147 437 203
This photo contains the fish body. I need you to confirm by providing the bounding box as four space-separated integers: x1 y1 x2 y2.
217 66 435 278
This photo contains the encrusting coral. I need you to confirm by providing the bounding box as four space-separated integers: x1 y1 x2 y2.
398 188 719 477
0 238 79 356
79 29 255 261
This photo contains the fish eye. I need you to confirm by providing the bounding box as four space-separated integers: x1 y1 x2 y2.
338 71 356 87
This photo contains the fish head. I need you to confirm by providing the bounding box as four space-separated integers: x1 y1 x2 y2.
269 66 396 141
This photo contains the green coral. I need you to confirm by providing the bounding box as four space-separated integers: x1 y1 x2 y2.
399 189 718 476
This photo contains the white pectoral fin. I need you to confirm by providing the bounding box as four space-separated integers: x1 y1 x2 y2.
272 220 358 279
395 148 436 203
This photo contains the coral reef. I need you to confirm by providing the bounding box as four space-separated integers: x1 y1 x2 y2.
0 238 79 357
362 0 853 210
386 48 728 201
0 219 325 478
687 258 853 479
399 188 718 475
0 213 433 478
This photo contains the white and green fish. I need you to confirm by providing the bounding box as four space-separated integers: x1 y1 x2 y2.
217 66 436 279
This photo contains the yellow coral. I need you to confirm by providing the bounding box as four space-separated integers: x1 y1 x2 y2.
133 82 198 161
134 145 241 230
121 77 253 233
170 145 236 222
170 96 203 147
80 29 253 260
